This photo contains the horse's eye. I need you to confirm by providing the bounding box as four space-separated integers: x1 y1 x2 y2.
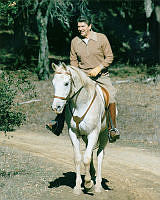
64 82 69 86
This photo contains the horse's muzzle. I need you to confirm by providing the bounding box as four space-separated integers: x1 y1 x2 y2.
51 105 63 114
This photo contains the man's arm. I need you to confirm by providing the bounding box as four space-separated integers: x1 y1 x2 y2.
88 34 113 77
70 40 79 67
101 34 114 69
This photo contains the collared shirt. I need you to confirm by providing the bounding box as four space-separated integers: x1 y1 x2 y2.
70 31 114 74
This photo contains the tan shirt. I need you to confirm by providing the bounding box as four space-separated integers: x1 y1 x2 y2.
70 31 114 73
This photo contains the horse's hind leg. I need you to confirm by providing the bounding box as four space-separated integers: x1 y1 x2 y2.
95 150 104 192
69 129 82 195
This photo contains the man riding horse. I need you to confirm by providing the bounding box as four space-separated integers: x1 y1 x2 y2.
47 15 120 142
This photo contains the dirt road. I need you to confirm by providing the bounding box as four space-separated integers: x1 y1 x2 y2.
1 130 160 200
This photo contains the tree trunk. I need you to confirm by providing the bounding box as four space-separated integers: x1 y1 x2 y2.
37 8 49 80
149 4 160 64
155 5 160 63
36 0 53 80
144 0 153 35
144 0 160 65
13 1 26 52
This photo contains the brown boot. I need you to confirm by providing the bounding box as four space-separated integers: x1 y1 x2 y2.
108 103 120 143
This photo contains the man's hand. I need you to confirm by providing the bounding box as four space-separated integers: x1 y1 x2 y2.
88 66 101 77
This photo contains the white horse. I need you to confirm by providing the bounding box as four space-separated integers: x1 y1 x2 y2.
51 62 109 195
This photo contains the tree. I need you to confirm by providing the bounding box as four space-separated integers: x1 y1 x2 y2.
35 0 52 80
0 0 88 79
144 0 160 69
35 0 89 80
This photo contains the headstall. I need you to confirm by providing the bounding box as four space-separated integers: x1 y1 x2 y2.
53 71 72 101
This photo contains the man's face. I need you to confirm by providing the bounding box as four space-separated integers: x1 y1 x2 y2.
78 22 91 38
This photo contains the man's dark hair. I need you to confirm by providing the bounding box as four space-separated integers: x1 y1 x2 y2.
77 15 91 26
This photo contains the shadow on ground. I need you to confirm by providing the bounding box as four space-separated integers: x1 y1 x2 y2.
48 171 111 194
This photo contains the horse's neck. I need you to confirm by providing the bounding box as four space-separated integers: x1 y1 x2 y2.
70 67 96 113
71 88 94 117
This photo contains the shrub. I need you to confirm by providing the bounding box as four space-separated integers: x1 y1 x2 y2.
0 71 35 132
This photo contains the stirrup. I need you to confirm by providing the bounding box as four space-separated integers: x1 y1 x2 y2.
46 120 58 129
108 128 120 143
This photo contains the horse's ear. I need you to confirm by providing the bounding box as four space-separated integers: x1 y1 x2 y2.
52 63 58 71
61 62 67 70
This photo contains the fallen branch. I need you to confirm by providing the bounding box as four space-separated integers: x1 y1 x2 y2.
114 80 132 84
18 99 41 105
48 53 69 61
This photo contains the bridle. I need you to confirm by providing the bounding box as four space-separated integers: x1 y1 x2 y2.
53 71 72 101
53 71 84 101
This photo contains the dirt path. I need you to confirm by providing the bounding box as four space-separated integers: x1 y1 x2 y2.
1 130 160 200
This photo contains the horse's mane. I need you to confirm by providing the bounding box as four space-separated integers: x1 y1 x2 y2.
67 65 96 89
54 63 96 97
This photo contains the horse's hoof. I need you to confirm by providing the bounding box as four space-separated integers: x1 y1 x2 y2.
73 187 82 195
95 185 103 193
85 180 94 193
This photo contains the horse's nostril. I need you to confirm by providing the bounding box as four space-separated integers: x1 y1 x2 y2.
57 106 61 110
51 105 57 112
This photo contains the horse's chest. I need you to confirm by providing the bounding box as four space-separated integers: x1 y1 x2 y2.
70 117 90 135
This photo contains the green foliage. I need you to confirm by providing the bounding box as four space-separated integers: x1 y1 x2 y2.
0 0 18 27
0 71 36 132
146 64 160 76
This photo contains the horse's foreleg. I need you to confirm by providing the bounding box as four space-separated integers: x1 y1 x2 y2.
82 136 96 180
83 131 98 191
69 130 82 195
95 150 104 192
90 153 96 180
